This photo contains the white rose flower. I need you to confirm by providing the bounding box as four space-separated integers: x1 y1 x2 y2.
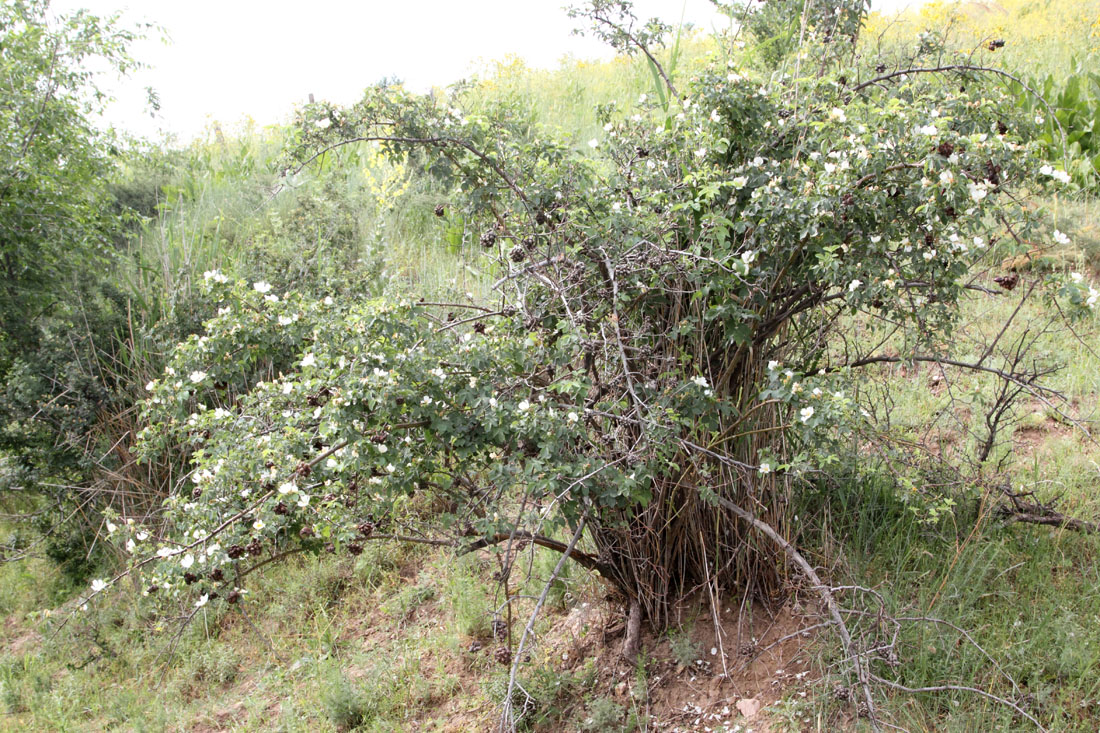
180 554 195 569
91 579 108 593
253 281 272 294
189 371 207 384
800 406 815 423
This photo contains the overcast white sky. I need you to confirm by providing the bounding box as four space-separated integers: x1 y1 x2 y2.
51 0 918 142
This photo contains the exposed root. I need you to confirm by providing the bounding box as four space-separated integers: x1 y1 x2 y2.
621 599 643 665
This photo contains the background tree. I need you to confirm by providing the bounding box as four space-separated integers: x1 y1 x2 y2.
0 0 149 579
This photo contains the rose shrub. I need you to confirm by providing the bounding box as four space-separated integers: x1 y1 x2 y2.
110 1 1098 642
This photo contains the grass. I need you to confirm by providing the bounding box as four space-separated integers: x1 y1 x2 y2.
0 534 616 731
793 476 1100 730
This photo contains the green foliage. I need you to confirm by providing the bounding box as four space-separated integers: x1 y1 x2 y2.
1010 61 1100 186
321 672 374 730
383 576 437 622
485 662 599 730
667 628 703 667
580 695 630 731
441 556 494 637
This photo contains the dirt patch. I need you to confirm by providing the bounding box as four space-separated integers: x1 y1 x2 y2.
1013 413 1079 456
538 596 822 732
2 615 42 657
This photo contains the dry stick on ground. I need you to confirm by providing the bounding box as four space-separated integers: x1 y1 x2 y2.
869 674 1046 731
712 494 882 732
499 512 589 733
999 487 1100 534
